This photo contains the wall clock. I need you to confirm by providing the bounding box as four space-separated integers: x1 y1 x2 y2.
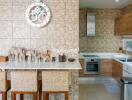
25 0 51 27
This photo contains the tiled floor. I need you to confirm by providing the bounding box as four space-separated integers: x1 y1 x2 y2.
79 77 120 100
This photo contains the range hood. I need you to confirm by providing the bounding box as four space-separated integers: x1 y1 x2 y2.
87 13 96 36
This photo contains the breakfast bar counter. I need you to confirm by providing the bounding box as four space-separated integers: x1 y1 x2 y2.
0 61 81 70
0 61 80 100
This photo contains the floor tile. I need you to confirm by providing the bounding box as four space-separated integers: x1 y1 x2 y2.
79 77 120 100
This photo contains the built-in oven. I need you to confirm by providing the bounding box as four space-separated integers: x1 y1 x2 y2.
84 55 100 74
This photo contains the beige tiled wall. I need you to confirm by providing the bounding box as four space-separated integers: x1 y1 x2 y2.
79 8 122 52
0 0 79 58
0 0 79 99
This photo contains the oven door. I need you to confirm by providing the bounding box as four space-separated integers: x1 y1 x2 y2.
84 61 99 74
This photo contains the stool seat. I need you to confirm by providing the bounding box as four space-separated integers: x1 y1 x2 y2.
11 71 40 100
42 71 69 100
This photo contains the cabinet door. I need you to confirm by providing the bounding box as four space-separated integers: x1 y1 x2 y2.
100 59 112 76
126 13 132 35
112 60 123 81
115 17 121 35
115 17 120 35
112 60 116 77
115 13 132 35
115 16 126 35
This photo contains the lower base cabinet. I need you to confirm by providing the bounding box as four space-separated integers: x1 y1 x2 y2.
79 58 123 80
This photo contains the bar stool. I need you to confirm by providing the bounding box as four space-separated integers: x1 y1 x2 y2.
0 71 10 100
42 71 69 100
11 71 40 100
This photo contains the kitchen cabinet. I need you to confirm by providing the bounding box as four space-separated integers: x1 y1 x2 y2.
79 59 85 77
100 59 113 76
126 13 132 34
112 60 123 82
115 13 132 35
115 16 127 35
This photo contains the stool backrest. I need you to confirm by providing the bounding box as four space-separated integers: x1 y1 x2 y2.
42 71 69 91
11 71 38 92
0 71 6 91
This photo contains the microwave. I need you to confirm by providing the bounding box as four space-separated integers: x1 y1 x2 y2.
123 39 132 51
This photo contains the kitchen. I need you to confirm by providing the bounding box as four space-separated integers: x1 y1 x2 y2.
0 0 132 100
79 0 132 100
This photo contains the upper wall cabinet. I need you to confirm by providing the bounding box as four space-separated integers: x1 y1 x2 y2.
115 13 132 36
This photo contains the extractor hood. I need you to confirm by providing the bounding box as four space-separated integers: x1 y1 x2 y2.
87 13 96 36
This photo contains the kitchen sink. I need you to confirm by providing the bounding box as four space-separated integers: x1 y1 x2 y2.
119 59 132 62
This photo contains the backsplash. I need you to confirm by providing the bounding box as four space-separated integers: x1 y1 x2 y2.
0 0 79 59
79 8 122 52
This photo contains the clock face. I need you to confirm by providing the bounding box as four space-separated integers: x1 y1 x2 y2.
26 3 51 27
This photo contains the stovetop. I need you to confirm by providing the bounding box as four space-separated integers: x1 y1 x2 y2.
83 55 99 58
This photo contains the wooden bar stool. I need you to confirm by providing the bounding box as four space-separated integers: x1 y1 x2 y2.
0 71 10 100
42 71 69 100
11 71 40 100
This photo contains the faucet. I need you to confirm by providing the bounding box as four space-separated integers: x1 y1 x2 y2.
125 47 132 62
125 50 128 62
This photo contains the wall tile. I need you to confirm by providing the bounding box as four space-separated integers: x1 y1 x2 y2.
0 21 12 38
0 39 12 56
45 0 66 3
30 27 48 39
0 6 12 20
51 9 66 21
12 6 27 20
47 21 66 36
67 0 79 2
12 38 30 49
0 0 12 3
66 21 78 31
66 2 79 10
13 0 31 6
0 0 12 6
47 1 66 10
30 38 48 50
13 21 30 38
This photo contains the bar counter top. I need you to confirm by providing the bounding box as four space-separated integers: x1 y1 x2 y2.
0 61 81 70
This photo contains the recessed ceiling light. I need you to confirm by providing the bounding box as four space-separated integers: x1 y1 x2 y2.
115 0 119 2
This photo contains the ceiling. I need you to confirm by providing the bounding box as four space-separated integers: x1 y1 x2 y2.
80 0 132 8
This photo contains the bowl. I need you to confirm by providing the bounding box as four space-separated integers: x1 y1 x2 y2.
68 58 75 62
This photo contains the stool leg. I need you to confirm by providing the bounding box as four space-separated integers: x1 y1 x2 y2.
20 94 24 100
33 92 37 100
11 92 16 100
39 91 42 100
2 92 7 100
43 92 46 100
43 92 49 100
65 92 68 100
46 93 49 100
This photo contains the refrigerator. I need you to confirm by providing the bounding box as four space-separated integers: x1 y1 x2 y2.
121 77 132 100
